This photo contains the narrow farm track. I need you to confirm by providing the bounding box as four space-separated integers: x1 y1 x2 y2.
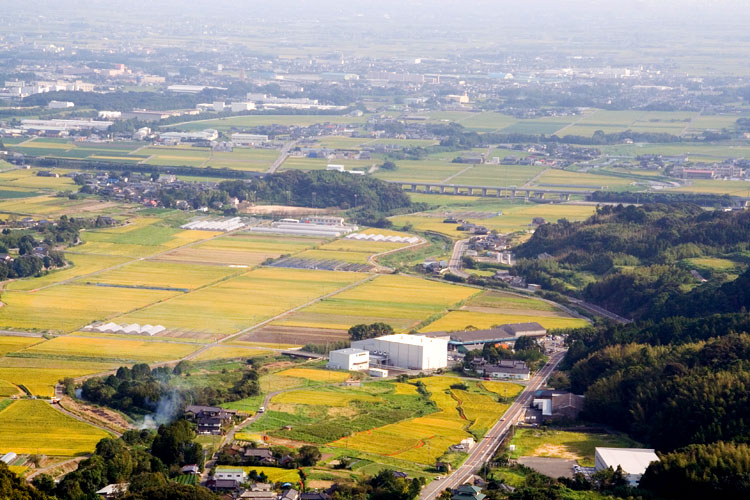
367 237 428 272
26 456 88 482
48 398 122 437
441 164 475 184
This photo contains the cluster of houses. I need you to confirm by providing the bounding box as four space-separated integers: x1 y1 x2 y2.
442 218 489 235
74 171 242 211
207 468 331 499
184 405 239 435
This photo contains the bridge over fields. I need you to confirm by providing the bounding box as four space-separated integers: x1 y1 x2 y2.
387 181 597 200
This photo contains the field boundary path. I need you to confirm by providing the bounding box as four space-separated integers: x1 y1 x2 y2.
419 351 565 499
552 109 597 137
368 237 428 273
441 164 475 184
26 456 88 482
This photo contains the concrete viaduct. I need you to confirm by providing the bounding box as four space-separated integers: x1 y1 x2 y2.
388 181 596 200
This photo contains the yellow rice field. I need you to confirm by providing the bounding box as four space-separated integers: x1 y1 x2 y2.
272 389 381 407
0 399 109 455
20 336 200 363
88 261 241 290
274 274 478 332
0 284 177 332
275 368 350 382
420 310 589 332
116 268 365 335
0 336 42 355
0 357 116 397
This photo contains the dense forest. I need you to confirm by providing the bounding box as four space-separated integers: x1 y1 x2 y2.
513 203 750 319
511 202 750 498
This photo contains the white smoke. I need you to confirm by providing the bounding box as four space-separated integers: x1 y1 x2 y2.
137 390 181 429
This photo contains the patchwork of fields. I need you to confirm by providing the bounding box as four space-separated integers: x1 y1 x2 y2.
270 274 478 333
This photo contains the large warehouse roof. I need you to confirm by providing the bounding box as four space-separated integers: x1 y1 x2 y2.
376 334 444 346
422 323 547 345
595 448 659 475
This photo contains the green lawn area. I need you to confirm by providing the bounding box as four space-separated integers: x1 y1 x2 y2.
509 428 641 466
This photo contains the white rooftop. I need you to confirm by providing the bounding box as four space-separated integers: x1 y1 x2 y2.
376 334 446 346
331 347 369 355
595 447 659 475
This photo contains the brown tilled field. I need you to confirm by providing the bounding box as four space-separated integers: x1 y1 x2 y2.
240 325 348 345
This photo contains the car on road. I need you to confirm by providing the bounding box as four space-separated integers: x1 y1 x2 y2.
257 406 265 413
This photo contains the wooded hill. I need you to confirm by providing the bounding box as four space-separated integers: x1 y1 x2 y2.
514 204 750 320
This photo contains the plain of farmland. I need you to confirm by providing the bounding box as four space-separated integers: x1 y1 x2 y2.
271 274 478 332
0 284 178 332
154 233 325 266
87 260 242 290
114 267 366 337
18 336 201 363
166 114 365 132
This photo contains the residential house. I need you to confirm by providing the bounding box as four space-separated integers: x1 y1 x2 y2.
452 484 486 500
214 467 247 483
484 360 530 380
180 464 200 475
96 483 129 499
243 447 276 465
281 489 301 500
184 405 236 435
531 390 585 421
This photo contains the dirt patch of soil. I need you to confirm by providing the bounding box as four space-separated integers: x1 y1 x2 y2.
242 325 347 345
532 444 581 460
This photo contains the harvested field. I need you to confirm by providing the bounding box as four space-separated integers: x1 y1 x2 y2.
240 325 347 345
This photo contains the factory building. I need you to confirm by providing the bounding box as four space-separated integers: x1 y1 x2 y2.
327 348 370 371
594 448 660 486
351 334 448 371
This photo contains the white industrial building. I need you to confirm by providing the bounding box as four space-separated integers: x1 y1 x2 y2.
327 348 370 371
351 334 448 371
230 133 268 146
159 128 219 142
594 448 660 486
48 100 74 109
230 101 256 112
21 118 113 132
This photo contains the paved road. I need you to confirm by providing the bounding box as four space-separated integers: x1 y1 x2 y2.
447 239 471 279
564 296 632 325
419 351 566 499
266 140 298 174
